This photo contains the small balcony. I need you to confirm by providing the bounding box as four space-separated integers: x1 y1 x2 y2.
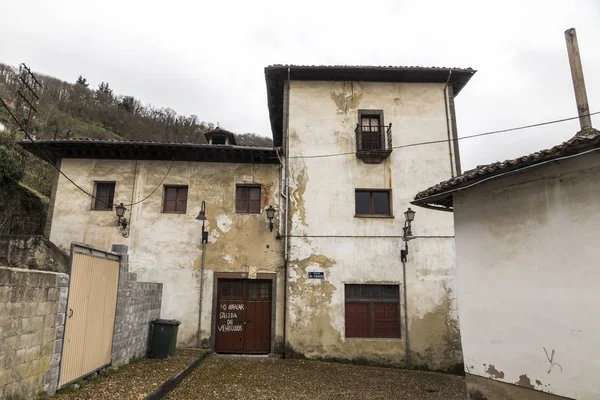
355 123 393 164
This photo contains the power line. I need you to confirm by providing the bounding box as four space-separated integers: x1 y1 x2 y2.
286 111 600 159
0 96 174 207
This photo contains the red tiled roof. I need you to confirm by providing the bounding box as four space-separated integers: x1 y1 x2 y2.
413 129 600 210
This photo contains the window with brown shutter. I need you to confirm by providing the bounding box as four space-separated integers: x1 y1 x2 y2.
92 182 115 210
236 185 261 214
345 284 400 338
163 186 188 214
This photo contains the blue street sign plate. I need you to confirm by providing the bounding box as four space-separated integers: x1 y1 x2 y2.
308 272 324 279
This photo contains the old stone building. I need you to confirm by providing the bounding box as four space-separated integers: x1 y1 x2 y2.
21 64 475 371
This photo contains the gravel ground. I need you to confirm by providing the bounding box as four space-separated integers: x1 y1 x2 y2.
52 349 206 400
166 355 468 400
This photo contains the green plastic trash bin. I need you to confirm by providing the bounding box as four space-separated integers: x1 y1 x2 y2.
150 319 180 358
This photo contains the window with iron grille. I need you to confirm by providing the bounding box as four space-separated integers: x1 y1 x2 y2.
93 182 115 210
345 284 400 338
163 186 188 214
355 190 391 216
236 185 261 214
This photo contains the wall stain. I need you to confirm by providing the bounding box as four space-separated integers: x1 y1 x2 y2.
409 285 463 371
287 254 339 356
330 82 363 114
516 374 535 389
333 130 354 152
535 379 542 386
287 253 406 366
291 162 308 227
485 364 505 379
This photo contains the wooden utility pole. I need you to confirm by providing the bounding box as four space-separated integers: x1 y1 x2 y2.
564 28 595 135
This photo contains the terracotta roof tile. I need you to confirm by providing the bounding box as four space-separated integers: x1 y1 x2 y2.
413 129 600 209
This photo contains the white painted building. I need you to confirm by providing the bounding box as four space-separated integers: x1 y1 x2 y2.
265 65 476 370
413 130 600 399
21 65 477 371
22 135 285 351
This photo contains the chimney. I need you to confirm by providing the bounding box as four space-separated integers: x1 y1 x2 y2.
564 28 596 136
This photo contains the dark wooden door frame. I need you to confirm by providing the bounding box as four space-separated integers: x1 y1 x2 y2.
210 272 277 354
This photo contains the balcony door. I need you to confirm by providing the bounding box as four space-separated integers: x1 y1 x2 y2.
360 113 382 151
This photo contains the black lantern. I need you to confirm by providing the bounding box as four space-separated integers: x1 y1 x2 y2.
196 201 208 244
265 205 276 232
404 207 416 223
401 207 416 262
115 203 128 229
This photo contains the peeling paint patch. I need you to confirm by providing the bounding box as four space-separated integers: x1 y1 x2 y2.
330 82 363 114
410 286 462 370
516 374 535 389
485 364 505 379
292 166 308 227
216 214 233 233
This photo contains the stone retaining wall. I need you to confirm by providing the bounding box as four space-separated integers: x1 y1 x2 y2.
0 266 69 399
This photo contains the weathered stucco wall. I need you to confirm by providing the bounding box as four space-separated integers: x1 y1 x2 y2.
286 80 461 370
454 152 600 399
49 160 283 348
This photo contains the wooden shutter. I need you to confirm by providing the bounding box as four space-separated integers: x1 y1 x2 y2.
345 303 370 338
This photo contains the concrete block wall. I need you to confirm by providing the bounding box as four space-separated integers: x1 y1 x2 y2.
111 244 162 366
0 266 69 399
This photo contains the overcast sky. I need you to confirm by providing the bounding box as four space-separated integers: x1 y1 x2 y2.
2 0 599 170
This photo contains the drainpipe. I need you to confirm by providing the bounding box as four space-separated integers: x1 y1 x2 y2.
197 239 207 348
282 67 291 358
443 71 455 178
402 257 410 368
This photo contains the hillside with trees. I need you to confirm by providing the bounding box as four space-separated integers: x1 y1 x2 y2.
0 62 273 234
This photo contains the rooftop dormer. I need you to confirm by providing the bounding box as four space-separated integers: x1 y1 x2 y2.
204 127 237 145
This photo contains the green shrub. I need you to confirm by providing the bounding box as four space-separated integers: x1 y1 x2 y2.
0 145 21 185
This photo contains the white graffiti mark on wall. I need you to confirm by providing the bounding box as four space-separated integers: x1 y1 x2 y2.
217 303 244 332
543 347 563 374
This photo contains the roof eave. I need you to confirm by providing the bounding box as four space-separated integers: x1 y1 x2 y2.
265 65 477 149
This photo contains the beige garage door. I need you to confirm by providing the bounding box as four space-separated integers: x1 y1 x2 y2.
59 249 119 386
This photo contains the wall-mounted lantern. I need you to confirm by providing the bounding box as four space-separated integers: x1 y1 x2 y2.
195 200 209 244
401 207 416 262
114 203 129 237
265 205 277 232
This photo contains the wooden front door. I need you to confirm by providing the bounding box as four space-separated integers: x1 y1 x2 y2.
215 279 272 354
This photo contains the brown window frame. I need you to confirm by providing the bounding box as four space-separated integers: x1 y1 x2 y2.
358 110 384 131
236 185 261 214
345 284 401 339
355 189 392 217
92 181 116 211
162 185 188 214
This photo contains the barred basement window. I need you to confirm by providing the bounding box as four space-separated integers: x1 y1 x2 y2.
345 284 400 338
